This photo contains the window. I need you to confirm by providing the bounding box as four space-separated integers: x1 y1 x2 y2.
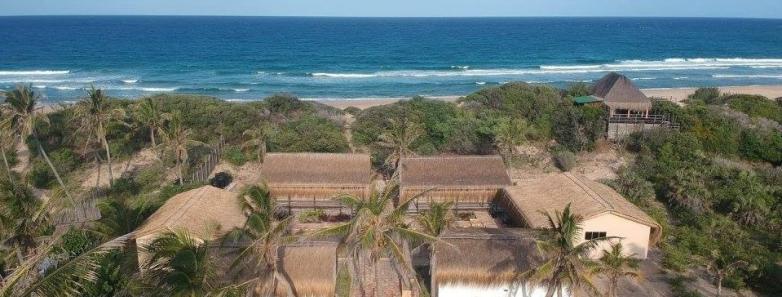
585 232 607 240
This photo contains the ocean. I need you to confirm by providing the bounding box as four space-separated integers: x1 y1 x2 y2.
1 16 782 102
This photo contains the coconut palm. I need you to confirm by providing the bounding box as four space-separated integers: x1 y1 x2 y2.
593 242 641 297
376 119 423 174
141 229 216 297
529 203 608 297
0 118 16 183
0 180 48 263
703 249 753 297
416 201 454 237
133 97 169 154
3 84 74 203
242 123 271 163
494 117 529 166
74 86 127 186
225 185 293 295
314 181 436 297
160 112 201 184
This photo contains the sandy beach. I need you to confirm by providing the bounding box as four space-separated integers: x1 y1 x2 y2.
317 85 782 109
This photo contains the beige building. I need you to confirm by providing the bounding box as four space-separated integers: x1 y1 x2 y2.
399 155 512 212
501 173 661 259
134 185 246 267
262 153 372 211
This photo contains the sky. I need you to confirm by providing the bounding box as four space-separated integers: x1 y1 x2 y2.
1 0 781 18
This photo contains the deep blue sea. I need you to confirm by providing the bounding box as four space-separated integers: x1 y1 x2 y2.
1 16 782 102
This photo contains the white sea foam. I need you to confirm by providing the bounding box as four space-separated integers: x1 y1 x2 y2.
451 65 470 70
632 77 656 80
234 88 250 92
673 77 689 80
541 58 782 72
475 81 486 85
0 70 70 76
713 74 782 79
121 79 138 84
107 86 179 92
53 86 81 91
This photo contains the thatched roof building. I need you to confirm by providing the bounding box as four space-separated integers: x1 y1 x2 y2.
432 228 547 297
592 72 652 113
262 153 372 209
275 241 338 297
501 173 661 258
399 156 512 211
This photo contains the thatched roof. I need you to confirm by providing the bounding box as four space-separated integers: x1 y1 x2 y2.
262 153 371 187
399 156 512 189
592 72 652 111
433 228 542 286
136 186 245 240
275 242 338 297
503 173 661 243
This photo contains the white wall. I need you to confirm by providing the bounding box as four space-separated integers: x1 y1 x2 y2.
437 283 565 297
579 213 652 259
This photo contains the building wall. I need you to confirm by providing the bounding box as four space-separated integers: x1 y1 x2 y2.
437 283 564 297
579 213 652 259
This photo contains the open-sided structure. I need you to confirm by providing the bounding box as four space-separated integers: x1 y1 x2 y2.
399 155 512 212
431 228 557 297
592 72 652 117
262 153 372 211
501 173 661 259
275 241 338 297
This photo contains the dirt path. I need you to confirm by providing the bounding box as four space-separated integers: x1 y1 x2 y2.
80 148 159 189
342 114 356 153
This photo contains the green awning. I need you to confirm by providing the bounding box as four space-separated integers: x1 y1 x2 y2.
573 95 603 105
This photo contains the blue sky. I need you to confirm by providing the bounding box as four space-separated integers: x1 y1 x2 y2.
1 0 780 18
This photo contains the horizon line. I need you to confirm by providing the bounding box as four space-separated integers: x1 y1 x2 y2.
0 15 780 20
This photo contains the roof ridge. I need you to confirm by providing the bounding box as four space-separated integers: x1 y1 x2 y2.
160 186 209 230
403 155 502 160
563 173 614 211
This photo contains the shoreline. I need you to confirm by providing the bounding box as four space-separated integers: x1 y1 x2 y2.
315 85 782 109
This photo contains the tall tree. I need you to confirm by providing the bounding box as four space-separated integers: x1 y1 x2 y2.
160 112 201 184
3 84 75 204
315 181 436 297
529 203 608 297
140 230 215 297
0 118 16 183
132 97 169 155
242 123 271 163
74 87 126 186
0 181 48 263
494 117 529 166
377 119 423 174
226 185 293 295
593 243 641 297
703 249 752 297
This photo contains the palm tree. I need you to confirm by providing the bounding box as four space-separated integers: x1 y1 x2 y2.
225 185 293 295
160 112 201 184
3 84 74 203
141 230 215 297
593 242 641 297
703 249 753 297
93 197 154 240
416 201 453 237
0 180 48 263
315 181 436 297
529 203 608 297
376 119 423 174
0 118 16 183
74 86 127 186
242 123 271 163
494 117 529 166
133 97 169 154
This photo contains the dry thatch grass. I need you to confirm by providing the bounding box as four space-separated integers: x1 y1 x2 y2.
593 72 652 111
275 241 338 297
433 228 542 286
399 155 511 202
501 173 661 243
136 185 245 240
263 153 371 185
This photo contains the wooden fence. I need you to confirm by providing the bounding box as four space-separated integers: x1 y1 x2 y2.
188 136 225 184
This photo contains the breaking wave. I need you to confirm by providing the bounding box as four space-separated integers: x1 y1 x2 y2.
0 70 70 76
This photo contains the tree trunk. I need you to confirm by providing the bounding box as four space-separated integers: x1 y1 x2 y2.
176 156 184 185
716 275 723 297
102 135 113 187
15 247 24 264
150 127 157 148
1 147 14 184
37 141 75 205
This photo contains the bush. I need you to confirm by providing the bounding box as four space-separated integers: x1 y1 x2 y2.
209 172 233 189
108 177 142 197
725 94 782 123
298 209 325 223
688 87 721 104
136 164 166 192
269 115 349 153
553 149 577 172
222 146 248 166
29 160 54 188
343 106 361 116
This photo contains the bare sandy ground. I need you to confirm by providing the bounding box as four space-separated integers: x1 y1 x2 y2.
317 85 782 109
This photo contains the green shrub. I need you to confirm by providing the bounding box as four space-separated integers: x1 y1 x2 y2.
108 177 142 197
29 160 54 188
269 115 349 153
739 129 782 165
688 87 721 104
222 146 248 166
298 209 325 223
136 164 166 192
50 148 78 174
553 149 577 172
725 94 782 123
343 106 361 116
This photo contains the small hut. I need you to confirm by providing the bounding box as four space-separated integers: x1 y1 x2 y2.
134 185 246 267
262 153 372 211
431 228 555 297
275 242 338 297
398 156 512 212
501 173 661 259
592 72 652 117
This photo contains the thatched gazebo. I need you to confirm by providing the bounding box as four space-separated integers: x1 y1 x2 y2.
500 173 661 259
592 72 652 117
275 241 338 297
399 155 512 212
134 185 246 267
431 228 548 297
262 153 372 211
